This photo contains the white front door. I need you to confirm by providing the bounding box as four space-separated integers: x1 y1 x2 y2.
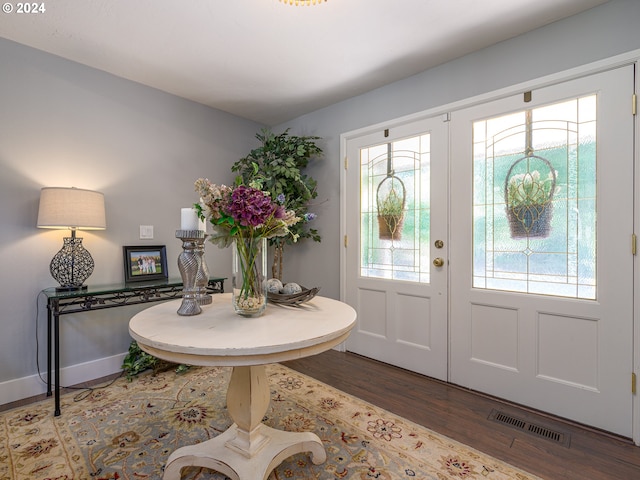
449 66 635 436
343 117 449 380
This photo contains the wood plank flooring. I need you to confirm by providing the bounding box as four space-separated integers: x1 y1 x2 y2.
283 350 640 480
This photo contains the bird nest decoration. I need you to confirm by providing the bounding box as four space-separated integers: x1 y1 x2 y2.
268 286 320 306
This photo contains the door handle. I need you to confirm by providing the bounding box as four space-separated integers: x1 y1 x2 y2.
433 257 445 267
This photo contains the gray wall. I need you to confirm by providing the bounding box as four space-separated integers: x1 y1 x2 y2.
0 38 263 396
1 0 639 402
275 0 640 300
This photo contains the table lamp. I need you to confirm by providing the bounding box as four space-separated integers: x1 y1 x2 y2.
37 187 107 291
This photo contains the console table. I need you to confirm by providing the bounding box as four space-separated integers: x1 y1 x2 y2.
43 277 225 416
129 294 356 480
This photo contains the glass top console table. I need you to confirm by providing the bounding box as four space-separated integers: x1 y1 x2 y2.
43 277 225 416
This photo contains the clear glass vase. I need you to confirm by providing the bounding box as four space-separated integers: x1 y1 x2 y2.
232 237 267 317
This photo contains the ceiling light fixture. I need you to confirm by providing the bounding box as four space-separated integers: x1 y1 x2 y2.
280 0 326 5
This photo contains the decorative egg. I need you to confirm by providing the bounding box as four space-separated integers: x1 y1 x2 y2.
265 278 283 294
282 282 302 295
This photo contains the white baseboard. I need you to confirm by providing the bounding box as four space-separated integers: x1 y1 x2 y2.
0 352 127 406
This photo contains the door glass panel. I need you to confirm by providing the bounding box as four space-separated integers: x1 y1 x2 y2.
360 134 430 282
473 96 596 299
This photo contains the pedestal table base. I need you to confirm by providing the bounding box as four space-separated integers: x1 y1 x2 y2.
163 364 327 480
163 423 326 480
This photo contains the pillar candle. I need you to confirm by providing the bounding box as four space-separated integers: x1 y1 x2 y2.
181 208 203 231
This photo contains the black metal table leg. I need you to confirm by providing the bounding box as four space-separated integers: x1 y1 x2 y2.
54 309 61 417
41 277 224 416
46 301 52 397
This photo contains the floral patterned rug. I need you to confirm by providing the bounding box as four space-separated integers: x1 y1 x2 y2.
0 364 541 480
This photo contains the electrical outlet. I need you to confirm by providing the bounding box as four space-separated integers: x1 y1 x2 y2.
140 225 154 239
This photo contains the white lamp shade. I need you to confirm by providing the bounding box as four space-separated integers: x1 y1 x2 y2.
37 187 107 230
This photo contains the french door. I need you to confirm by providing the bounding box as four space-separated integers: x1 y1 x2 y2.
342 65 635 437
449 66 634 437
343 117 449 380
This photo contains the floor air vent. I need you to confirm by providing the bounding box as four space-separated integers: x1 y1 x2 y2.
488 409 571 447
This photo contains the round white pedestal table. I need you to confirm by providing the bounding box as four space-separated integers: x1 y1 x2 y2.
128 293 356 480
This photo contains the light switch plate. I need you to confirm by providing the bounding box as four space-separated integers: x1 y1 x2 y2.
139 225 154 239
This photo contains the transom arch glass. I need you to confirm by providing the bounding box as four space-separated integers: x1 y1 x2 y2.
473 95 596 299
360 133 431 283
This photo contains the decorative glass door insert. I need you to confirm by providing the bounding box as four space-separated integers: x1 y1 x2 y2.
473 95 596 299
360 134 431 282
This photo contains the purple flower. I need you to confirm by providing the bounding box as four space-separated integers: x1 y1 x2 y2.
304 212 317 222
226 185 276 227
194 178 302 249
274 205 286 219
276 193 286 204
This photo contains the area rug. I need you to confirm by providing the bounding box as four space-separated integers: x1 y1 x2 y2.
0 364 541 480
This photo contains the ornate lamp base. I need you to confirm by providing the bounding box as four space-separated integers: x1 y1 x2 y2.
50 233 94 291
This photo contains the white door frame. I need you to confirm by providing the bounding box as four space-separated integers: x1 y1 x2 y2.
340 48 640 445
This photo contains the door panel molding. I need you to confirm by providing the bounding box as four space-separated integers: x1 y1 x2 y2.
449 66 634 437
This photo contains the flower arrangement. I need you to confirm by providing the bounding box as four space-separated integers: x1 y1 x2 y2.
505 168 560 238
377 186 405 240
376 176 406 241
195 179 300 246
506 170 558 209
194 178 301 315
378 187 404 217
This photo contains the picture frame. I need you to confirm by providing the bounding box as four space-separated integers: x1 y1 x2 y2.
123 245 168 283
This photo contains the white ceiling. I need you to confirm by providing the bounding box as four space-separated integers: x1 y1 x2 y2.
0 0 608 125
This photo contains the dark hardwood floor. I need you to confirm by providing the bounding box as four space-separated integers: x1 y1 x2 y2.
3 350 639 479
0 371 126 414
283 350 640 480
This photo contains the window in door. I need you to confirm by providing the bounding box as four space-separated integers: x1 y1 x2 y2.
360 134 431 282
473 95 596 299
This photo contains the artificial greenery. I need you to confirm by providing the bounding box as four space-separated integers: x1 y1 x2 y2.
121 340 190 381
231 128 323 279
378 187 404 218
506 170 558 209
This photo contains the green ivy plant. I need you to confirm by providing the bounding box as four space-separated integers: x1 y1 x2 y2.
121 340 190 381
232 128 323 280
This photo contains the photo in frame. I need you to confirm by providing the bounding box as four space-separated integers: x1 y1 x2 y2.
123 245 168 283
